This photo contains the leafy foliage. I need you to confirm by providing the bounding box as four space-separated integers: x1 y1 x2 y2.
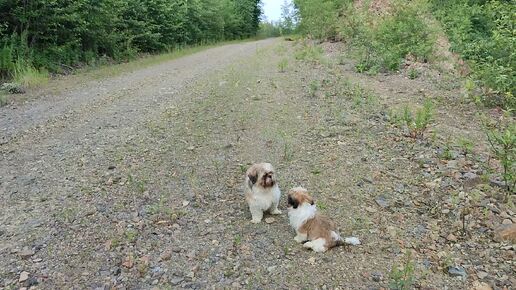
431 0 515 110
293 0 344 40
395 99 434 139
0 0 262 78
294 0 435 72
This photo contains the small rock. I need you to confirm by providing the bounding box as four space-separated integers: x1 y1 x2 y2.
365 206 377 213
182 201 190 207
308 257 316 265
477 271 488 279
18 248 34 259
362 177 373 184
187 146 195 151
375 196 389 208
386 226 397 238
493 224 516 243
502 219 512 225
23 276 38 287
186 250 196 259
170 277 184 285
471 281 492 290
448 266 467 277
122 255 134 268
447 160 458 169
151 266 164 277
19 271 29 282
463 172 478 179
447 233 458 242
159 250 172 261
267 266 277 273
108 165 116 170
371 272 382 282
489 177 506 189
265 217 275 224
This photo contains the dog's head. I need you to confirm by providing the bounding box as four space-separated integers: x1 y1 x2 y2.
287 187 314 209
246 163 277 188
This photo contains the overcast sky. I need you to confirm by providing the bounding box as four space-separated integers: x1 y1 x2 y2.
262 0 287 21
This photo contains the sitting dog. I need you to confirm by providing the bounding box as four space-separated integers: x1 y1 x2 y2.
244 163 282 223
287 186 360 252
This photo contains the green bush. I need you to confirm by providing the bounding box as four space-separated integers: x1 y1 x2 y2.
295 0 435 73
373 2 435 70
352 0 435 73
294 0 345 40
431 0 515 110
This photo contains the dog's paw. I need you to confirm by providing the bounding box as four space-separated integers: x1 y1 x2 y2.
302 241 313 248
270 209 282 215
294 235 306 243
251 219 261 224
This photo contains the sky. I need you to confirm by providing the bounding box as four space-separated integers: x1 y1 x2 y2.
262 0 286 22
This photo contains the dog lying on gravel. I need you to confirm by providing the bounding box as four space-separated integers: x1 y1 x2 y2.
244 163 282 223
287 186 360 252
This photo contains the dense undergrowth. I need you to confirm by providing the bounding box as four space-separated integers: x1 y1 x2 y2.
431 0 515 111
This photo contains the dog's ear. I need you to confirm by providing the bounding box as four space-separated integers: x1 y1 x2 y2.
247 167 258 186
288 195 299 209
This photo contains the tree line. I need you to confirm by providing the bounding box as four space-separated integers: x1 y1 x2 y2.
0 0 261 77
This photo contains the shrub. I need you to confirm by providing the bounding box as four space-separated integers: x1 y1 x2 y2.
294 42 323 63
408 68 420 80
372 1 435 70
278 58 288 72
402 99 434 139
432 0 515 110
486 121 516 195
293 0 344 40
336 0 435 73
389 251 416 290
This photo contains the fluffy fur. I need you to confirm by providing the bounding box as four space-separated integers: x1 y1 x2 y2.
244 163 282 223
287 187 360 252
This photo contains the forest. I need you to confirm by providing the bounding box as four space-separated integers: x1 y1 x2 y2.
0 0 261 78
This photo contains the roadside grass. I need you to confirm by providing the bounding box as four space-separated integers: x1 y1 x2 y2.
0 38 259 101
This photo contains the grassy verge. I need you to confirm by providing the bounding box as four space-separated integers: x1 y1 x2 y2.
0 38 257 106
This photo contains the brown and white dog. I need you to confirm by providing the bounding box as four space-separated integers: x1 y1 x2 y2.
244 163 282 223
287 187 360 252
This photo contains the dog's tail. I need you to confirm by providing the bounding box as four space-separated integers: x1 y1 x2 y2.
332 231 361 246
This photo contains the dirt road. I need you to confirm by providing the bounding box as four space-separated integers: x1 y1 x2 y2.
1 39 513 289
